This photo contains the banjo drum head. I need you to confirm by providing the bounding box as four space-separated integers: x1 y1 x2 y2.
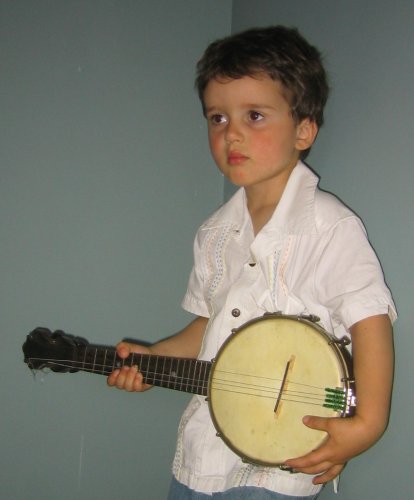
208 315 349 466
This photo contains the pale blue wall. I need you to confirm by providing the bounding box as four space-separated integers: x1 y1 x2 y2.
2 1 412 499
0 1 231 499
230 1 413 499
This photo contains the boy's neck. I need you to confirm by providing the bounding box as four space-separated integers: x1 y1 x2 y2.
245 173 291 236
248 202 277 236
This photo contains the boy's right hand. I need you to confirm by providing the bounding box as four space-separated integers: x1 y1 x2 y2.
107 342 153 392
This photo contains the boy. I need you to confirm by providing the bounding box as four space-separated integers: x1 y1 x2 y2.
108 26 396 499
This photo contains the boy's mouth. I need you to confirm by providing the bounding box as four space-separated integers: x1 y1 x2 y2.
227 151 248 165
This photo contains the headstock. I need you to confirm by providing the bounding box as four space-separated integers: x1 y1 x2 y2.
22 327 89 372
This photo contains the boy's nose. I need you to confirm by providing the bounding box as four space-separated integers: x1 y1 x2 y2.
225 120 243 144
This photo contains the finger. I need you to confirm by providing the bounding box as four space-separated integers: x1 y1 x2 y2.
285 446 327 469
107 368 120 386
285 453 327 473
302 415 330 432
290 459 332 475
116 342 133 359
313 464 345 485
289 458 344 479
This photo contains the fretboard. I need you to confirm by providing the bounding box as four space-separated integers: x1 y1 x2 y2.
74 345 211 396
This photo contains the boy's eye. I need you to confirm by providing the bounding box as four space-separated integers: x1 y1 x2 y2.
248 111 264 122
209 114 227 125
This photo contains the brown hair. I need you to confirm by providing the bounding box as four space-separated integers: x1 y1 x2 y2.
196 26 329 142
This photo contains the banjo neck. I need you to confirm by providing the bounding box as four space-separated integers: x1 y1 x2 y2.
24 329 211 396
81 345 211 396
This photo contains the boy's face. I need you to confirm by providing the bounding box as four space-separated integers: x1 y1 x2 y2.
203 75 317 194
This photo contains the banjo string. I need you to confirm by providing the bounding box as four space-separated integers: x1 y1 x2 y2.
29 356 339 406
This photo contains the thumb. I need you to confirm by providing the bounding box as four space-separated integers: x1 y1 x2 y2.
302 415 330 432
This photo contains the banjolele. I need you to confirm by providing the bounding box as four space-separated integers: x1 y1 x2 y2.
22 313 356 466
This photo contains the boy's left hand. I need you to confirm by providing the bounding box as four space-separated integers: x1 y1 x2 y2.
284 413 383 484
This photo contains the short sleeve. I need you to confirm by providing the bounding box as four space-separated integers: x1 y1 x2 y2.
181 229 210 318
314 216 397 330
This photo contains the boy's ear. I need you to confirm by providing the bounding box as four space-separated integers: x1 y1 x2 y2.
295 119 318 151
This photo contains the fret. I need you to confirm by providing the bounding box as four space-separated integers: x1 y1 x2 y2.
109 349 117 374
172 358 178 389
91 348 97 372
173 358 178 388
87 347 95 371
167 357 174 389
128 352 134 371
154 355 159 387
170 358 178 390
187 360 194 393
128 352 135 369
190 360 196 392
180 359 186 390
102 349 107 375
188 360 195 392
195 360 202 394
145 355 151 384
130 352 137 373
141 354 150 384
146 354 152 382
194 360 200 394
196 361 202 393
202 361 209 395
90 347 95 371
189 360 196 392
192 360 198 393
112 349 118 371
152 356 157 381
162 356 167 388
185 359 191 392
82 346 87 371
199 360 204 394
202 361 209 396
179 359 185 391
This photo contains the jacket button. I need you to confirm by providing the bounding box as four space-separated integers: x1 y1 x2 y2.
231 308 241 317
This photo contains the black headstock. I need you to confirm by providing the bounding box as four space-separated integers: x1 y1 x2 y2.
22 327 89 373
